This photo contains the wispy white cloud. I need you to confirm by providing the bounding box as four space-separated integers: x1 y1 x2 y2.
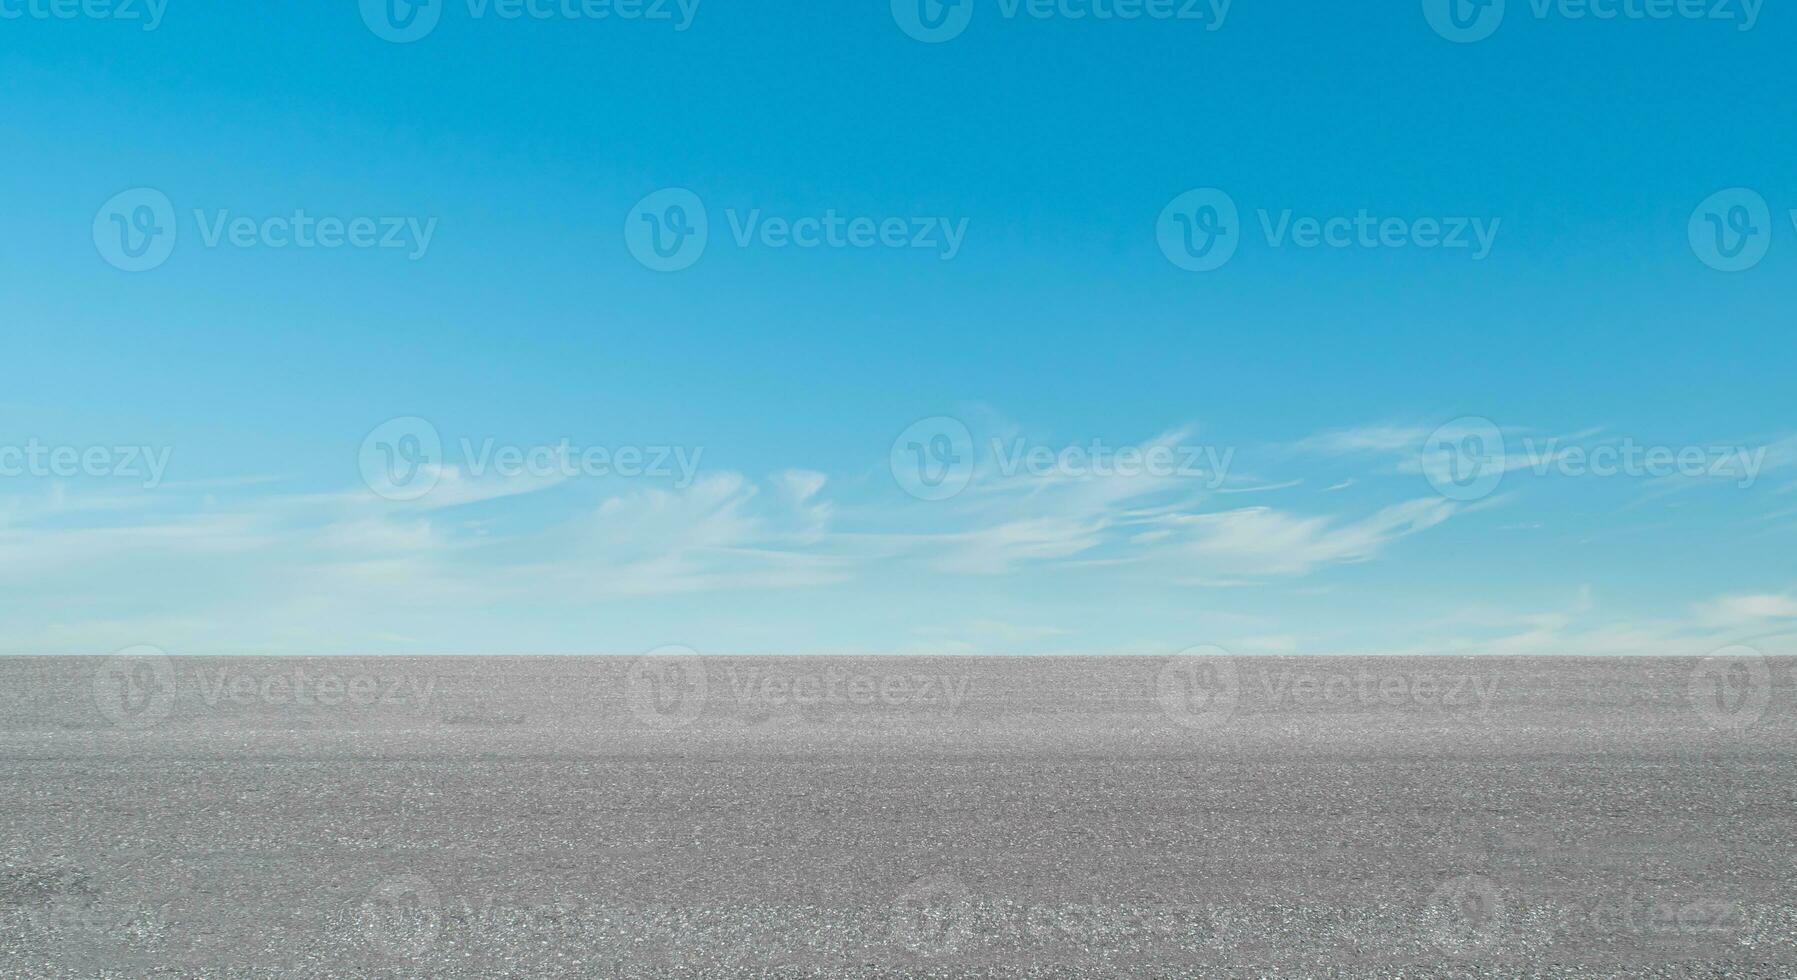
519 472 852 596
863 428 1467 580
1364 587 1797 658
1163 497 1458 578
926 517 1111 574
6 414 1788 656
0 467 848 652
1695 592 1797 624
1295 424 1433 456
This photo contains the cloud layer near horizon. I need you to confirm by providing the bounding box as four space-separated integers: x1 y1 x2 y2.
2 420 1793 658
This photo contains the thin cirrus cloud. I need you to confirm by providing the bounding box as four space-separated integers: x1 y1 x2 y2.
1294 424 1438 456
535 471 850 596
1300 423 1797 496
1 419 1791 655
1297 421 1580 485
0 425 1490 638
1334 585 1797 659
1696 593 1797 624
1160 497 1458 578
862 425 1469 580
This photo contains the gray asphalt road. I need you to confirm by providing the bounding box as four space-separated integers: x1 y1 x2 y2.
3 654 1794 977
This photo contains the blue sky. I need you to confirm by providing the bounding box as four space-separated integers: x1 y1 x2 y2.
2 1 1793 655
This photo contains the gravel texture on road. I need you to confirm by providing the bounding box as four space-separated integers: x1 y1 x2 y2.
3 654 1794 977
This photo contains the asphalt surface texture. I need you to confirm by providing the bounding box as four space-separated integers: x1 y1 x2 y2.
2 653 1794 977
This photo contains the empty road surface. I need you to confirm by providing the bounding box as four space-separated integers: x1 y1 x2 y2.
3 654 1794 977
